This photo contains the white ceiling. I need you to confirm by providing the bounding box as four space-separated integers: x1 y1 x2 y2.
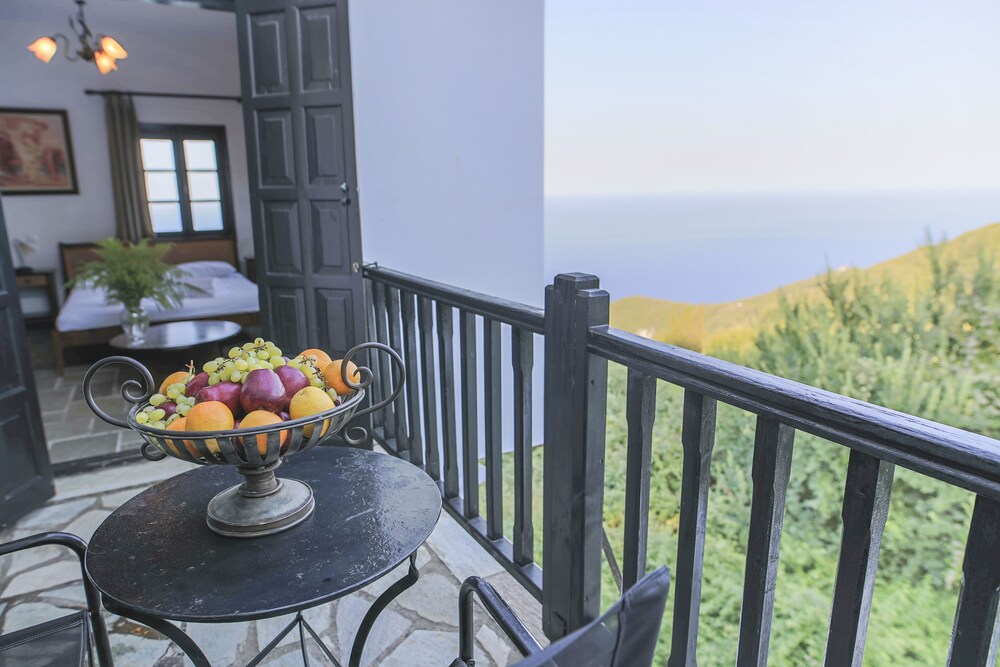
0 0 235 44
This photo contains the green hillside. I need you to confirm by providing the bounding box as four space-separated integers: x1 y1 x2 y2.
610 222 1000 355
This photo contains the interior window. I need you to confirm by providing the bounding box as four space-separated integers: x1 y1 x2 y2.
138 126 232 237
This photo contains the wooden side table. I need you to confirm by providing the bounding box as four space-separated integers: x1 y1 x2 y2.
15 270 57 325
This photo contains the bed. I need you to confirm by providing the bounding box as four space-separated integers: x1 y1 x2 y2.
54 238 260 375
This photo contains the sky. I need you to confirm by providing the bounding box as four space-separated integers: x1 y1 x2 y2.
545 0 1000 197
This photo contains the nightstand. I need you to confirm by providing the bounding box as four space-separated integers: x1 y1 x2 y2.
15 270 58 325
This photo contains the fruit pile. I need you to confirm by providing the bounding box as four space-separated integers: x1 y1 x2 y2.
135 338 359 455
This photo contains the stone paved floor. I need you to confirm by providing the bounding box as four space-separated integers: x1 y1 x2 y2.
0 456 543 666
34 363 148 465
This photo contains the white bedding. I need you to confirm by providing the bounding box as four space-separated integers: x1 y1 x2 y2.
56 273 260 332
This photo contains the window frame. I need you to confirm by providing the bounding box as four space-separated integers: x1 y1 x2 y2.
138 124 236 239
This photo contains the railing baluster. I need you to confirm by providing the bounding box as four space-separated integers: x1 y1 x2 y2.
417 296 440 481
947 495 1000 666
825 450 894 667
460 310 479 518
669 389 717 667
387 287 409 460
737 416 795 667
364 281 383 432
512 326 534 566
437 303 460 499
483 317 503 539
372 282 395 442
623 369 656 590
401 291 423 468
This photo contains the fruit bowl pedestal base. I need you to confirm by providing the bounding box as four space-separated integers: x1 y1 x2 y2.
206 462 315 538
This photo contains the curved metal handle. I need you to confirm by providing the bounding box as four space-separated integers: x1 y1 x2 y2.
340 342 405 446
141 442 168 461
82 356 155 430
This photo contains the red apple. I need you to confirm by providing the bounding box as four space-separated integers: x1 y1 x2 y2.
185 372 210 398
196 381 242 417
161 401 177 419
240 369 287 414
274 366 310 408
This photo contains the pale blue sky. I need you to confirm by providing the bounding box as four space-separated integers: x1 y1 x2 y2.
545 1 1000 197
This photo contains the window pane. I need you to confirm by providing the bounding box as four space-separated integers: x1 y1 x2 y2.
144 172 179 202
140 139 175 170
183 140 218 170
191 201 224 231
149 202 183 233
188 171 221 201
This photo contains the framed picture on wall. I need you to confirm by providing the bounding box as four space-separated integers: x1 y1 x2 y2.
0 108 78 195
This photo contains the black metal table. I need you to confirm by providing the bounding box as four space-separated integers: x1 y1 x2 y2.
85 447 441 666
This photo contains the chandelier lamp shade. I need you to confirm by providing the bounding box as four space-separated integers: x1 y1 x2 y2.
28 0 128 75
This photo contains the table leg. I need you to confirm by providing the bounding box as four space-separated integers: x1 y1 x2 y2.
349 551 420 667
103 597 212 667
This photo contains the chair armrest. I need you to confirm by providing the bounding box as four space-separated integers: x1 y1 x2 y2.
0 531 87 559
458 576 543 665
0 532 114 667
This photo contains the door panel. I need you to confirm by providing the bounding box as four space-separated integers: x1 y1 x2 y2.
262 201 302 275
248 11 290 96
237 0 365 356
310 201 350 274
0 196 54 527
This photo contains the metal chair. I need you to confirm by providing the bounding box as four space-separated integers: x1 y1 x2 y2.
451 566 669 667
0 532 113 667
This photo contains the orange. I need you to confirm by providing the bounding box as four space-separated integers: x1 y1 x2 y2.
186 401 235 455
165 417 195 458
289 386 334 437
322 359 360 396
298 348 332 368
240 410 288 457
159 370 192 394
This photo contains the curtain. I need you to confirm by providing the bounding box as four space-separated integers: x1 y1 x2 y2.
105 93 152 242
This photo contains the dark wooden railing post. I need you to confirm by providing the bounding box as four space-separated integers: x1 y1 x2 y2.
947 494 1000 666
737 416 795 667
825 450 894 667
542 273 609 639
669 389 717 667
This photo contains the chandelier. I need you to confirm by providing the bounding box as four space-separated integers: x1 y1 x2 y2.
27 0 128 75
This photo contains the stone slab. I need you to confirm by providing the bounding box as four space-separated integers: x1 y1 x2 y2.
336 594 411 667
425 512 505 583
380 630 459 667
2 560 82 599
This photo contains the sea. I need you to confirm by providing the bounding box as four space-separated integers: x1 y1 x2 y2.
545 191 1000 304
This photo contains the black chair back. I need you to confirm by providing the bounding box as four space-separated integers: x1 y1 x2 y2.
514 566 669 667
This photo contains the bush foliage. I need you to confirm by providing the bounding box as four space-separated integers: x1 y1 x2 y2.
597 240 999 664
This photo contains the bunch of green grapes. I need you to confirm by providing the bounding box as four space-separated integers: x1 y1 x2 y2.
203 338 285 384
135 404 170 429
286 355 327 390
148 383 197 417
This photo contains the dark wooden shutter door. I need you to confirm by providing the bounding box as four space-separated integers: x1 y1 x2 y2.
236 0 366 357
0 197 54 527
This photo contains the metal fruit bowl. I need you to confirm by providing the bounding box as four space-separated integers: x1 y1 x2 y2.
127 388 366 466
83 341 404 538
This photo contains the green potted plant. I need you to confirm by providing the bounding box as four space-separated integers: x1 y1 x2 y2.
72 238 187 344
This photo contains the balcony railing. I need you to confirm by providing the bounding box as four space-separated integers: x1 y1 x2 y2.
363 266 1000 667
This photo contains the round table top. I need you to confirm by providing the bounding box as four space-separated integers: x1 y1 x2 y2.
86 447 441 622
109 319 242 351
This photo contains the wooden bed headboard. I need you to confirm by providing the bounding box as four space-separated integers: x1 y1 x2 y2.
60 237 239 282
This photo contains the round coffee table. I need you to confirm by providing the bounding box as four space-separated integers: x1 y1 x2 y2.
109 319 242 351
85 447 441 666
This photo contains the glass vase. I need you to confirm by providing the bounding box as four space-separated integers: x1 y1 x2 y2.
120 305 150 345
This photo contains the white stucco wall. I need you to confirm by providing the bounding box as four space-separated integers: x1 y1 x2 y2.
349 1 546 307
0 0 252 292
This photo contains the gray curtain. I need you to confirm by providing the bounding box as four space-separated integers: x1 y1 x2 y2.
105 93 152 242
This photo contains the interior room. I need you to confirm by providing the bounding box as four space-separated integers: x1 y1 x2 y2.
1 0 258 472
